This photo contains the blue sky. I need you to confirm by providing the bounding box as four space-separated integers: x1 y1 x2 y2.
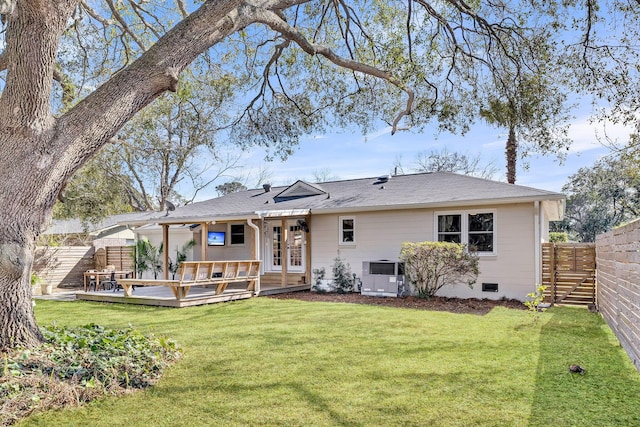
223 105 632 197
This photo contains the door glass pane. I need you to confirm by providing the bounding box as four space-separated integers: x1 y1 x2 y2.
289 225 303 267
272 226 282 266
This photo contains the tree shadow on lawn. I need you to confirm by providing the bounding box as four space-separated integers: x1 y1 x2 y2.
529 307 640 426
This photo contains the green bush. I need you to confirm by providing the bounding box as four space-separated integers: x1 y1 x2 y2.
524 284 548 322
549 232 568 243
311 268 327 293
0 324 181 423
332 255 354 293
400 241 479 299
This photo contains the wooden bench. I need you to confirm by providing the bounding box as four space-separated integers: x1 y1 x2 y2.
118 260 261 300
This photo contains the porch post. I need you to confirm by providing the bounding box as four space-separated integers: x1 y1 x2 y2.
247 218 261 295
305 214 312 286
200 222 208 261
281 217 288 287
162 224 169 280
534 201 542 287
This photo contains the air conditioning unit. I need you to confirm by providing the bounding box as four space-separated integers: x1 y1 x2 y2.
361 261 405 297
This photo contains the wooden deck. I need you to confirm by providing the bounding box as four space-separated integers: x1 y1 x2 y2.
75 279 310 308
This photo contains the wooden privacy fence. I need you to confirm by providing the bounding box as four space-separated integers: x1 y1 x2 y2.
34 245 134 292
542 242 596 306
34 246 95 289
596 221 640 371
94 246 135 272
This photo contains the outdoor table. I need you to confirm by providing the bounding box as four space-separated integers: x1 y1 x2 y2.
84 270 134 292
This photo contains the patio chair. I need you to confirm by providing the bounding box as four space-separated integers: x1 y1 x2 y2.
98 267 117 291
86 270 98 291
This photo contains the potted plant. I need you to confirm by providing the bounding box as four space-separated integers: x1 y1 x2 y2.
167 240 196 279
32 272 51 295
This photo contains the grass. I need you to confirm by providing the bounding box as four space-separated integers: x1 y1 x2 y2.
19 298 640 426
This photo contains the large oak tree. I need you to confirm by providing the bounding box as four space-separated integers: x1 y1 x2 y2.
0 0 561 349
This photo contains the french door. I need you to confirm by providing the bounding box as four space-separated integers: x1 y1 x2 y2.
267 219 305 273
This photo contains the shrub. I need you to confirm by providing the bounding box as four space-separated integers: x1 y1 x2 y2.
549 232 568 243
311 268 327 293
400 241 479 299
332 255 353 293
524 284 548 322
0 324 181 424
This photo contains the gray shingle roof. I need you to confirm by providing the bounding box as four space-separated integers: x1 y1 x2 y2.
44 212 154 235
131 172 564 224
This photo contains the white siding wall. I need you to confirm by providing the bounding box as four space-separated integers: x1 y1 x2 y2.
135 228 195 279
190 224 253 261
311 203 539 301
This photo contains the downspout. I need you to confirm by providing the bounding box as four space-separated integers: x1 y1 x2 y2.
247 218 261 296
534 201 541 287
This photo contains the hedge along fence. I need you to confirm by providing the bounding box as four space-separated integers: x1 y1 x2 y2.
596 219 640 372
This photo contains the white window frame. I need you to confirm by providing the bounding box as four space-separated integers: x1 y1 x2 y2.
228 223 246 246
434 210 496 256
339 216 356 245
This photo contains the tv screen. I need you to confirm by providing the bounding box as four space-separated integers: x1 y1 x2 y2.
207 231 225 246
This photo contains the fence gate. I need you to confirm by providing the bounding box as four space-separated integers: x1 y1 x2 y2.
542 243 596 306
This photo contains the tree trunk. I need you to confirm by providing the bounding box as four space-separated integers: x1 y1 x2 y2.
0 0 248 350
0 239 43 350
505 126 517 184
0 0 79 350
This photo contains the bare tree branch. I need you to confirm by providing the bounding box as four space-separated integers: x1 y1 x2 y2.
252 8 414 134
104 0 146 50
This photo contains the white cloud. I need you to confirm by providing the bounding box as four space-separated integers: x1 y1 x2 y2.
567 115 634 154
362 126 392 142
481 139 504 150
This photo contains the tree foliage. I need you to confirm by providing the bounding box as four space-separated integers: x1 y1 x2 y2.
0 0 592 350
53 150 134 222
479 75 571 184
215 181 248 196
552 152 640 242
412 148 498 180
399 241 479 299
547 0 640 139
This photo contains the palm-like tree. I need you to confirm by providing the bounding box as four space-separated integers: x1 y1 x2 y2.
480 98 518 184
480 75 571 185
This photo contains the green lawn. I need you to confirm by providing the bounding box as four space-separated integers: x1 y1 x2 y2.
21 298 640 426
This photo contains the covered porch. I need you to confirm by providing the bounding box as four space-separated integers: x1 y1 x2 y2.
155 212 311 291
98 211 313 307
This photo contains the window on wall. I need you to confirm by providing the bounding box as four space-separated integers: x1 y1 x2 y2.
436 211 495 255
230 224 245 245
468 213 494 252
437 214 462 243
339 217 355 244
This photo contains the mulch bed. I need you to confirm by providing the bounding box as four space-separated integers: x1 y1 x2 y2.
267 291 525 315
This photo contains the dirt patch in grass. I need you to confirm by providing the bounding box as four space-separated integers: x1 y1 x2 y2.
268 291 525 315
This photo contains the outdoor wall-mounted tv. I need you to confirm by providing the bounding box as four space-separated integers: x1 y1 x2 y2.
207 231 225 246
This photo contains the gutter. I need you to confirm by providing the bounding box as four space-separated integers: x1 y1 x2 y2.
311 195 566 216
246 218 261 296
534 201 541 288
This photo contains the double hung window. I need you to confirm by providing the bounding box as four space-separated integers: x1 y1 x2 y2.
339 217 355 245
229 224 245 245
436 211 495 255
